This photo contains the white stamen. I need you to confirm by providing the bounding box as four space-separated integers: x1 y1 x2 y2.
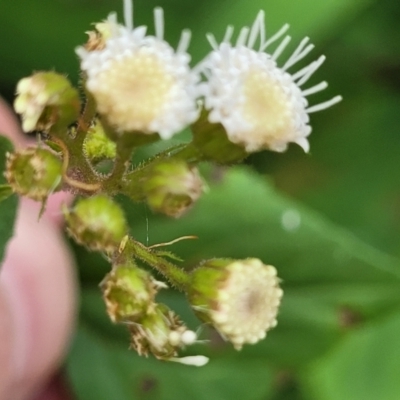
206 33 219 50
283 37 309 69
291 55 325 81
223 25 234 43
248 10 264 49
123 0 133 30
302 81 328 96
257 11 266 51
284 38 316 70
295 137 310 152
261 23 289 51
170 356 209 367
177 29 191 54
236 27 250 46
272 35 291 60
306 95 342 113
154 7 164 40
296 55 326 86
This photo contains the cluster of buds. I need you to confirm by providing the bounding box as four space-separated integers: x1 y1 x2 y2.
2 0 342 364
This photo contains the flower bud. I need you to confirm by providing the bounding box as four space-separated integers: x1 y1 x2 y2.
64 195 127 252
191 110 248 164
101 262 159 322
188 258 283 350
83 120 117 163
14 72 80 133
130 303 197 360
5 147 62 201
142 160 203 218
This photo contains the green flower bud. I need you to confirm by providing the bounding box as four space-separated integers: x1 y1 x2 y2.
188 258 283 350
101 262 159 322
142 160 203 218
14 72 80 133
191 110 248 164
5 147 62 201
130 303 197 360
64 195 127 252
83 120 117 163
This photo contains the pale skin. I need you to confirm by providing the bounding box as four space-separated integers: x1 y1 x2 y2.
0 98 76 400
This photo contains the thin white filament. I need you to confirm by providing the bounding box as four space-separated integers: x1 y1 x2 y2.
306 96 342 113
272 35 291 60
236 26 250 46
177 29 191 54
154 7 164 40
283 37 310 69
261 23 289 51
291 55 325 82
123 0 133 30
258 11 266 51
248 11 264 49
297 55 326 86
223 25 234 43
206 33 219 50
302 81 328 96
284 39 316 70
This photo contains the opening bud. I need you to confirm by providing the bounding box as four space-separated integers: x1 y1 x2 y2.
5 147 62 201
14 72 80 133
188 258 283 350
129 303 197 360
64 195 127 252
83 120 117 164
142 160 203 218
101 262 160 322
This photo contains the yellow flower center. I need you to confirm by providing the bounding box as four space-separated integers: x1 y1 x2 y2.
240 68 294 146
93 52 173 132
213 260 282 350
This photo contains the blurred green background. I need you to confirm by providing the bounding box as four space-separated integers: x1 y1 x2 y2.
1 0 400 399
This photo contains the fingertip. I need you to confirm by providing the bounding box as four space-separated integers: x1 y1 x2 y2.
0 97 28 148
0 202 77 400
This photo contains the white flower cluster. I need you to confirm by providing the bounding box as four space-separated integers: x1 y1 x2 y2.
77 1 199 139
199 11 342 152
77 0 341 151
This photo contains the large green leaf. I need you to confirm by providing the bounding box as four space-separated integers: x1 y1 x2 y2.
67 323 274 400
121 167 400 367
0 135 18 269
303 309 400 400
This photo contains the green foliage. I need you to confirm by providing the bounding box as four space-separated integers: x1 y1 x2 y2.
0 135 18 269
2 0 400 398
73 168 400 398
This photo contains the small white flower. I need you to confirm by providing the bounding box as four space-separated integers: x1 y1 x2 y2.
189 258 283 350
199 11 342 153
76 0 200 139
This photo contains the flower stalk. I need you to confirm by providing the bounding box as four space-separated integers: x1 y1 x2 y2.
5 0 343 363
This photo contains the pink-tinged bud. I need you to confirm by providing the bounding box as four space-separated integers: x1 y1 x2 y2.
14 72 80 133
5 147 62 201
142 160 204 218
101 262 160 322
64 195 127 253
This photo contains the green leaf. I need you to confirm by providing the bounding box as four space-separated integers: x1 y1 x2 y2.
123 167 400 366
67 324 274 400
303 309 400 400
0 135 18 269
0 184 13 202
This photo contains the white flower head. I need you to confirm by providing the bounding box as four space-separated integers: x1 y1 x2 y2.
189 258 283 350
76 0 200 139
199 11 342 153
